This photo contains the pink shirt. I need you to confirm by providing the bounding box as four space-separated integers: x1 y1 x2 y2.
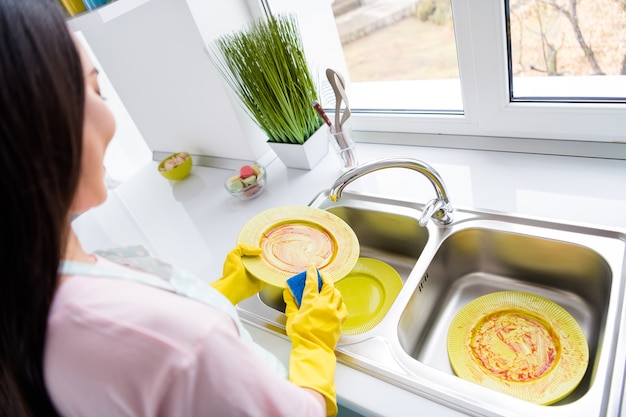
44 259 324 416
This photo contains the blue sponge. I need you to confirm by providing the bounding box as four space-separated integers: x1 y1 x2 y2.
286 269 323 307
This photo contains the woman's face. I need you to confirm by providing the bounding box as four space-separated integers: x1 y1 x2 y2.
70 39 116 214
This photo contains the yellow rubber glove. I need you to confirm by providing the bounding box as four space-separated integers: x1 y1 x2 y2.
210 244 264 305
283 266 348 417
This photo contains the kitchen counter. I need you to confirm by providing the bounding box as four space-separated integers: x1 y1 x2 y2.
73 142 626 416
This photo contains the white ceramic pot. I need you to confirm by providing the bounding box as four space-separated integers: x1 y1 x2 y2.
267 127 328 170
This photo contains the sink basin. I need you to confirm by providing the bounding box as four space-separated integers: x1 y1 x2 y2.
398 227 610 404
237 190 626 417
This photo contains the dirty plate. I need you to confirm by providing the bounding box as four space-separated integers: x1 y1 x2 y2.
237 206 359 287
447 291 589 405
335 258 402 335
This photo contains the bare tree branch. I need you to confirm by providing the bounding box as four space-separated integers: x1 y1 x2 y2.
538 0 605 74
535 3 562 75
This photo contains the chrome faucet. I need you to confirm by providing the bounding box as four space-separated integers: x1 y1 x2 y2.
329 158 454 226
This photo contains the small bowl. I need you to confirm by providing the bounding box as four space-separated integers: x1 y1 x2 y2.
224 164 266 200
158 152 192 180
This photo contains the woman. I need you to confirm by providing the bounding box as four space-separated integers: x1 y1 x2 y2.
0 1 347 416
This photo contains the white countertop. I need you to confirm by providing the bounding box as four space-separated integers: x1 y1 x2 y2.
73 143 626 416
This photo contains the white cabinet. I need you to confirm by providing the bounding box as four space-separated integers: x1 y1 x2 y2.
67 0 151 30
70 0 269 165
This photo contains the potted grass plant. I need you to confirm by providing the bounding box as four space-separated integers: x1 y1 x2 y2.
208 14 327 170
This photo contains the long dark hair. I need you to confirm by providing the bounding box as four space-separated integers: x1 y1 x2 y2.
0 0 85 415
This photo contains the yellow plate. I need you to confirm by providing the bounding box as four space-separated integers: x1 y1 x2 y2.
447 291 589 405
237 206 359 287
335 258 402 335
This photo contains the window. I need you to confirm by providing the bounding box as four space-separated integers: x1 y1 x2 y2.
508 0 626 102
264 0 626 150
332 0 462 113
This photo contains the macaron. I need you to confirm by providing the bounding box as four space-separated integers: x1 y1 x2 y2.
240 165 255 179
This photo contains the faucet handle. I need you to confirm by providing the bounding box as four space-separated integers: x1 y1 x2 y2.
419 198 453 227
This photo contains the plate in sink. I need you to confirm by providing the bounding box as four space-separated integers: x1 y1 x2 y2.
335 258 402 335
237 205 359 287
447 291 589 405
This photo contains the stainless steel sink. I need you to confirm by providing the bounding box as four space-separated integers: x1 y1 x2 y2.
237 190 626 417
398 226 611 404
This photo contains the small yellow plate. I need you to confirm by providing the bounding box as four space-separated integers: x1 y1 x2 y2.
447 291 589 405
335 258 403 335
237 206 359 287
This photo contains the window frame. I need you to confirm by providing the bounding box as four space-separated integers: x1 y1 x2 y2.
260 0 626 149
464 0 625 143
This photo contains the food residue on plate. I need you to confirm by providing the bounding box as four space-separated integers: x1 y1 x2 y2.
261 223 334 274
470 310 559 382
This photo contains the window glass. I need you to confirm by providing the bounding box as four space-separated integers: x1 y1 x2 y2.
331 0 462 112
508 0 626 102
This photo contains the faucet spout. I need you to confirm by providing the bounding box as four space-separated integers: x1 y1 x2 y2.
329 157 454 226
